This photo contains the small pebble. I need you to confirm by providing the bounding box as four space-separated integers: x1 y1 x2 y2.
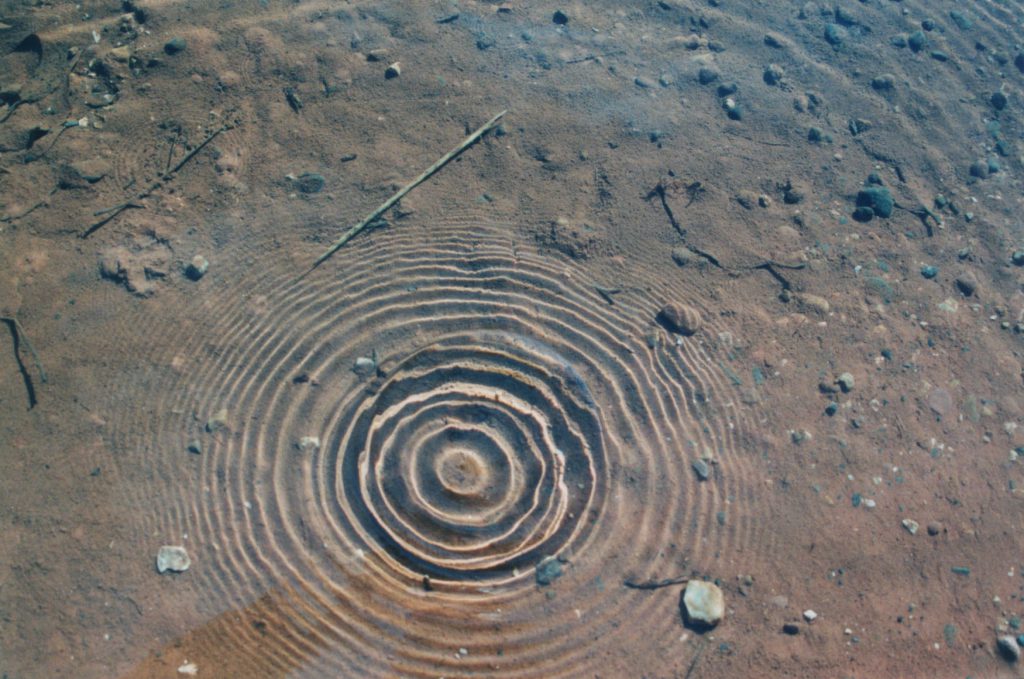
535 556 563 585
657 302 702 336
384 62 401 79
927 522 942 536
353 356 376 377
902 519 919 535
692 459 711 481
998 635 1021 662
871 74 895 91
836 372 855 393
920 265 938 279
156 545 191 573
992 91 1008 110
164 37 186 55
697 67 719 85
187 440 202 455
824 23 846 46
1011 251 1024 267
908 30 926 52
782 622 800 635
295 172 325 194
955 272 978 297
552 10 569 25
296 436 320 453
185 255 209 281
763 64 785 86
803 609 818 622
717 82 738 97
205 408 228 433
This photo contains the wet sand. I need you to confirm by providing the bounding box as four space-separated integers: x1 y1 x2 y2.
3 1 1024 677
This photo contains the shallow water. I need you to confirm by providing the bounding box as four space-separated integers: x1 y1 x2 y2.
2 1 1024 677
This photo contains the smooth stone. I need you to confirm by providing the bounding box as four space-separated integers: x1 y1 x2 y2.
837 372 855 392
164 37 186 55
920 265 938 279
998 636 1021 662
803 609 818 622
552 9 569 25
783 622 800 635
352 356 376 377
969 160 989 178
852 206 874 223
927 522 943 536
185 255 208 281
657 302 702 336
908 30 926 52
692 459 711 481
682 580 725 628
992 91 1008 110
1011 250 1024 267
187 440 202 455
697 67 719 85
871 74 895 91
384 62 401 79
156 545 191 573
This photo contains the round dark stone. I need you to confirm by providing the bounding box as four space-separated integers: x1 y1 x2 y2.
164 37 186 55
852 206 874 222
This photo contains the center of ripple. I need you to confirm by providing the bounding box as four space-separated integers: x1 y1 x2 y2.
435 447 489 498
331 332 604 585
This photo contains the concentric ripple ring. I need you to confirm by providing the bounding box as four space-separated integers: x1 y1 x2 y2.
109 216 771 677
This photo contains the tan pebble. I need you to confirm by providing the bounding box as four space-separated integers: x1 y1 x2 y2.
793 292 830 314
657 302 702 336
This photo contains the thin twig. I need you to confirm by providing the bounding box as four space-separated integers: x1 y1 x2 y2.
166 124 228 177
684 639 708 679
82 124 230 237
623 575 689 590
1 316 47 383
595 286 621 305
302 110 507 276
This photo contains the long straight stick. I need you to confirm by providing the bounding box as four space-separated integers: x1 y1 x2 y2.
303 110 507 275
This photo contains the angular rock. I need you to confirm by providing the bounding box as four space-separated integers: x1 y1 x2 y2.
156 545 191 573
681 580 725 628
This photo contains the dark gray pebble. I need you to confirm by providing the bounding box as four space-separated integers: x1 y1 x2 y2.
296 172 325 193
164 37 186 55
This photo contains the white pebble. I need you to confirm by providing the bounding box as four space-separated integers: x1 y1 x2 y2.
803 609 818 622
157 545 191 574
